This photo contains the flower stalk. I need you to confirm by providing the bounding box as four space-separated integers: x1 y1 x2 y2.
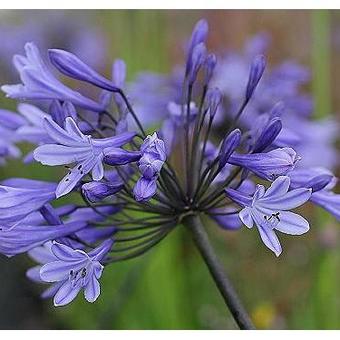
184 214 255 330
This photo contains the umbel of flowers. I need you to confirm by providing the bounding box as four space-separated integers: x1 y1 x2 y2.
0 19 339 329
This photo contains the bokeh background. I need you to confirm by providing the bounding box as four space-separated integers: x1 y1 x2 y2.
0 9 339 330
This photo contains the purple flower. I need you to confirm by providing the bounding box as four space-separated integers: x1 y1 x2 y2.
289 168 340 221
203 53 217 85
210 207 242 231
132 133 166 202
39 239 113 306
112 59 127 109
34 117 135 197
206 88 222 118
289 167 334 193
188 43 207 84
48 48 119 92
226 176 311 256
245 55 266 101
0 109 25 163
26 242 64 300
0 178 56 225
219 129 242 170
15 103 50 144
0 220 87 256
1 42 104 112
185 19 208 77
49 100 77 127
82 181 124 203
133 177 158 202
250 113 282 153
103 148 141 166
229 147 299 181
138 133 166 179
160 102 198 154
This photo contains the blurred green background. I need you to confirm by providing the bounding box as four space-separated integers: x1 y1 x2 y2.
0 9 340 330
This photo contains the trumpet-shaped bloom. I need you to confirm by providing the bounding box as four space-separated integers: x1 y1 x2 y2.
226 176 311 256
229 147 299 181
0 220 87 256
289 168 340 221
1 42 104 112
0 178 56 225
34 117 135 197
40 239 113 306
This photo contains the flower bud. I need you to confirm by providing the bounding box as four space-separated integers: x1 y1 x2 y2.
188 43 207 85
245 54 266 101
207 88 222 118
82 181 123 203
103 148 141 166
49 100 64 127
185 19 209 76
253 117 282 153
270 101 285 118
139 153 165 179
203 53 217 85
40 204 62 225
306 174 334 193
112 59 126 109
49 49 119 92
133 177 157 202
219 129 242 169
112 59 126 88
229 147 300 181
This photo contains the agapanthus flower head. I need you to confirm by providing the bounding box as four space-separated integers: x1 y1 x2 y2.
0 18 338 313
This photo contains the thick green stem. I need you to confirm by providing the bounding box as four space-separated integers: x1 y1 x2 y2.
184 214 255 330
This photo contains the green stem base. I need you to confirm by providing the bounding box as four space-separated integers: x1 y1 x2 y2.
184 214 255 330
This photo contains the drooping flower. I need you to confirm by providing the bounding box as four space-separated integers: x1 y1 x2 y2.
39 239 113 306
34 116 135 197
226 176 311 256
1 42 104 112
